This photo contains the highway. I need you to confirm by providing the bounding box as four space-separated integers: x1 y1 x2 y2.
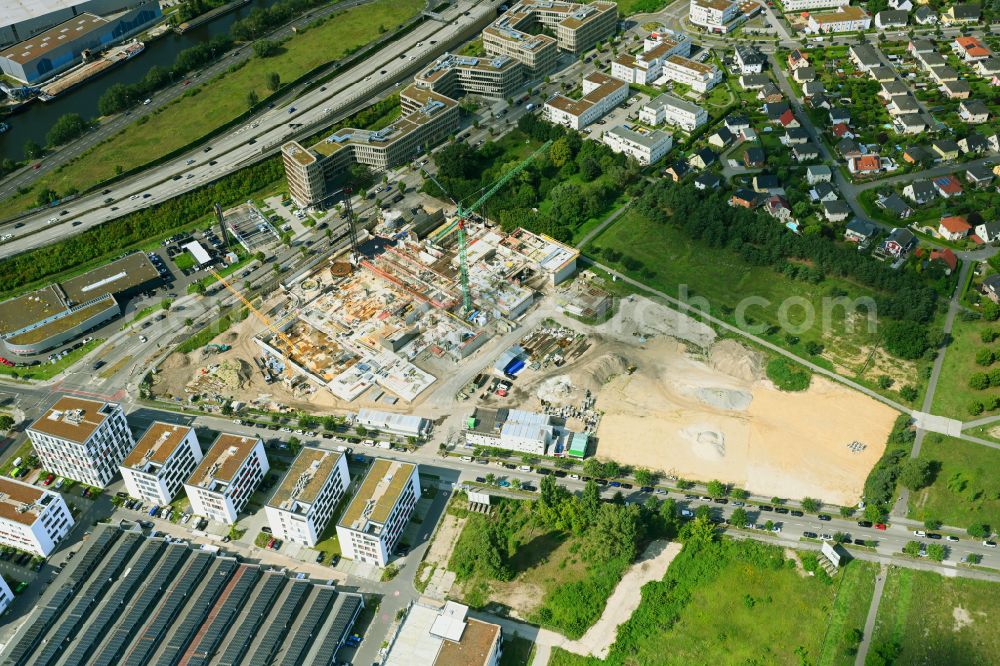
0 0 501 258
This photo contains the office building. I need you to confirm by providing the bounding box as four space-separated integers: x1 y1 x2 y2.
689 0 742 33
660 54 722 92
414 52 524 99
385 601 503 666
0 3 162 83
282 85 459 207
0 477 73 556
544 71 628 130
184 434 269 524
640 93 708 130
120 422 203 505
26 396 135 487
265 447 350 547
602 125 673 165
336 459 419 566
808 6 871 33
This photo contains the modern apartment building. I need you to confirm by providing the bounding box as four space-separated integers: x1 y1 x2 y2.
0 477 73 556
282 85 459 207
336 459 419 566
544 71 628 130
415 53 524 99
120 422 203 505
0 576 11 615
484 0 617 77
265 447 350 547
689 0 741 33
184 434 269 524
808 6 871 33
640 93 708 131
610 34 691 85
26 396 135 487
602 125 673 165
660 54 722 92
782 0 849 10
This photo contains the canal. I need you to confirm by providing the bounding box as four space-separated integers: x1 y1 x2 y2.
0 0 281 162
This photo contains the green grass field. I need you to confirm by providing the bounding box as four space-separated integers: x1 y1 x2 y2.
615 0 675 15
0 338 102 381
548 540 878 666
931 314 1000 420
908 434 1000 531
587 208 919 388
0 0 424 219
868 567 1000 665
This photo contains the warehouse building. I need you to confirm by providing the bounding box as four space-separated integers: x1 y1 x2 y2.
0 2 162 83
414 53 524 100
281 85 459 207
2 523 365 665
336 459 419 567
26 396 135 487
385 601 503 666
265 447 350 547
544 71 629 130
0 0 156 48
0 251 160 355
464 408 555 455
0 476 74 556
184 433 269 524
120 422 203 506
355 408 433 438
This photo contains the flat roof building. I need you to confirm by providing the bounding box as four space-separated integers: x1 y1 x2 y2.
26 395 134 487
336 459 419 567
356 408 433 438
0 476 73 556
602 124 673 165
808 6 871 33
0 576 11 616
385 601 503 666
415 52 524 100
0 251 160 355
640 92 708 131
265 447 349 547
0 0 155 48
282 85 459 208
689 0 742 33
120 422 203 506
465 407 555 455
658 54 722 92
184 433 269 524
545 71 628 130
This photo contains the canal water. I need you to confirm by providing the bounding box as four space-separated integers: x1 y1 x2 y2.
0 0 281 161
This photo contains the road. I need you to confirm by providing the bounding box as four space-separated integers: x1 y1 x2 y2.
0 0 500 257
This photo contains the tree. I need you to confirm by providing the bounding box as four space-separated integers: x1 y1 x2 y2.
46 113 89 147
583 458 605 479
969 372 990 390
676 479 694 490
253 39 280 58
882 320 930 359
924 517 942 530
967 523 991 539
976 348 995 366
266 71 281 92
24 140 43 160
771 496 785 506
246 89 260 109
833 532 850 544
864 503 883 522
633 468 654 487
983 300 1000 322
899 385 918 402
355 425 368 437
730 507 749 528
581 479 601 525
510 478 522 490
539 475 559 509
730 488 749 500
658 498 679 536
521 454 539 466
484 472 497 486
192 281 207 296
705 480 727 498
764 519 775 531
899 458 935 491
0 415 14 431
966 553 982 564
160 298 172 311
801 497 821 512
926 543 946 562
680 515 717 544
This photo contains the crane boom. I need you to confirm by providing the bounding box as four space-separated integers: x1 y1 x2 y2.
209 269 300 366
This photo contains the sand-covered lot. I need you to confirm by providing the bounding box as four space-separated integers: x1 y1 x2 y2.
587 336 897 505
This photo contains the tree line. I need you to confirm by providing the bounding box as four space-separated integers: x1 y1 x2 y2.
231 0 334 41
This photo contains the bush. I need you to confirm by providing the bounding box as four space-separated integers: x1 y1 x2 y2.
765 358 811 391
976 348 995 366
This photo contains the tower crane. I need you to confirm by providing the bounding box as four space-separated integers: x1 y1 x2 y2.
421 139 552 312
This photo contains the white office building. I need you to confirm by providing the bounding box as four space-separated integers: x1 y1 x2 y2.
265 447 350 547
602 125 673 165
184 434 269 525
120 422 203 505
640 93 708 131
355 408 433 438
689 0 741 33
27 396 135 487
544 71 628 130
0 477 73 557
336 459 419 567
659 55 722 93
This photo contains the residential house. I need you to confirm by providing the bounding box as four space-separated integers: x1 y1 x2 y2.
788 50 810 70
730 188 759 207
878 193 913 219
809 92 832 109
829 107 851 125
845 218 878 243
990 133 1000 152
740 73 770 89
959 131 989 154
893 114 926 135
903 145 933 165
758 82 783 102
793 142 820 162
869 66 897 83
887 95 920 116
688 148 718 170
888 0 912 10
694 172 722 190
811 181 839 202
880 80 909 99
903 179 938 204
913 5 937 24
849 44 882 72
752 174 780 192
849 155 882 175
837 137 862 158
763 102 790 121
708 127 734 148
929 65 960 83
975 220 1000 243
938 215 971 240
806 164 832 184
932 248 959 272
724 115 751 133
777 109 799 128
918 52 947 69
793 66 816 83
802 81 826 97
965 163 994 187
875 10 909 29
976 57 1000 77
982 274 1000 302
741 127 758 142
782 127 810 145
953 36 991 62
743 147 766 168
663 161 690 181
807 5 870 34
941 79 971 99
832 122 854 138
823 200 852 221
880 227 917 258
931 139 960 161
959 100 990 124
941 3 981 24
908 39 935 56
765 195 793 221
734 45 767 74
933 174 964 198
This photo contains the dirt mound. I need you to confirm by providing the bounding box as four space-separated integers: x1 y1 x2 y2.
161 353 191 370
680 425 726 461
709 340 764 382
696 387 753 411
537 375 576 404
572 353 630 393
215 359 252 390
222 331 239 344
